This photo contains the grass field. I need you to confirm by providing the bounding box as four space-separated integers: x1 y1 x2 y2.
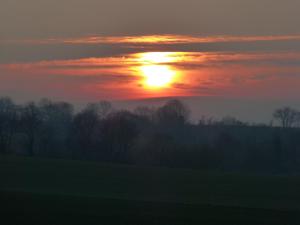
1 155 300 224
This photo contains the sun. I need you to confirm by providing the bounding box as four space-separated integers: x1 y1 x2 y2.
141 65 175 88
135 52 179 88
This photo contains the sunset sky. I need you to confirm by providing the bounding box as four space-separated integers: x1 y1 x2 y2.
1 0 300 121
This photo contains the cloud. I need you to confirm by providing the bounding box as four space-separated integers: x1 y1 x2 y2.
3 34 300 45
1 50 300 101
2 34 300 64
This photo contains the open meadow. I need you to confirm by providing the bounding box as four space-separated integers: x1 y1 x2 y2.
1 156 300 224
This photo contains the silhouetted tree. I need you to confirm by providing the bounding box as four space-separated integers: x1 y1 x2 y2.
1 96 300 174
198 115 216 126
156 99 190 127
20 102 43 156
100 111 138 162
38 99 74 157
295 112 300 128
87 101 113 119
0 97 18 154
273 107 299 128
132 133 175 166
72 104 101 158
272 134 283 172
215 132 242 171
218 116 246 126
134 106 155 122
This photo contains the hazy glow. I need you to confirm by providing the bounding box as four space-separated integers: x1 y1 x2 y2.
138 52 177 64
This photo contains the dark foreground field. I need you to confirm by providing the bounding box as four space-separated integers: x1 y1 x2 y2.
1 156 300 225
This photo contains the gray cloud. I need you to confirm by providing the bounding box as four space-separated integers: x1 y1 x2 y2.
1 0 300 39
2 36 300 64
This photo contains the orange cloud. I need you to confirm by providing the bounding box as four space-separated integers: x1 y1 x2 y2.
1 51 300 100
3 34 300 45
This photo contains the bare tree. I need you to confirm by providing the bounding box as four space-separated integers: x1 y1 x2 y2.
156 99 190 126
38 99 74 157
219 116 246 126
198 115 216 126
72 106 99 158
86 101 113 120
72 101 112 158
0 97 18 154
20 102 43 156
295 112 300 128
100 111 138 161
273 107 299 128
134 106 155 121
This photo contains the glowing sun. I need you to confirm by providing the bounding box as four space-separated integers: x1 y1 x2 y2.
141 65 175 88
137 52 178 88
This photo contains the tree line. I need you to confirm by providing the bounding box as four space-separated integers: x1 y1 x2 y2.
1 96 300 173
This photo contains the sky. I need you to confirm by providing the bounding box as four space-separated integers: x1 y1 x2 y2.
1 0 300 122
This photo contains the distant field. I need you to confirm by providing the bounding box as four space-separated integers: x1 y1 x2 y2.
1 156 300 225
